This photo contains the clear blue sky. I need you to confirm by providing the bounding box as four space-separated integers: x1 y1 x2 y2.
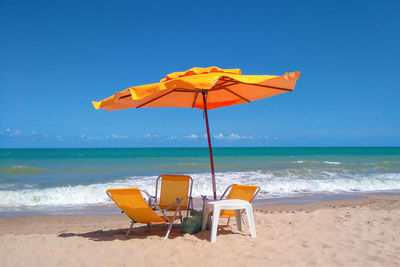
1 0 399 148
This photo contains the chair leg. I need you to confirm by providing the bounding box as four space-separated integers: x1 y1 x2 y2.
179 210 183 224
226 217 230 225
163 202 182 240
241 214 247 225
126 221 135 237
163 221 174 240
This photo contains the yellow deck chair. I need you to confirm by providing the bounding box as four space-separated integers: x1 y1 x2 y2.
154 175 193 217
219 184 260 225
106 188 183 240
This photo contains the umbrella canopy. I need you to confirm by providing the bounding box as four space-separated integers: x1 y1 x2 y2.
93 67 299 111
93 66 300 199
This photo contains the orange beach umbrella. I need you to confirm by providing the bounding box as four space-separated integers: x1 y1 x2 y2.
93 67 300 199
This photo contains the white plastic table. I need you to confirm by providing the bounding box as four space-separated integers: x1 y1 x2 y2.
201 199 256 243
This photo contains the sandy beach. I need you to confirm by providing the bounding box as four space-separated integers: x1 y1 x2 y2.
1 195 399 267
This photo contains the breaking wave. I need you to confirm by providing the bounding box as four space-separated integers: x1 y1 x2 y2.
1 170 400 209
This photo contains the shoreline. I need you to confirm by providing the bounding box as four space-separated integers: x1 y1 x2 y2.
0 194 399 266
2 191 400 218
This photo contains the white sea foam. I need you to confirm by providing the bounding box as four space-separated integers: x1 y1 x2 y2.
0 176 155 209
1 171 400 209
294 160 341 165
323 161 341 165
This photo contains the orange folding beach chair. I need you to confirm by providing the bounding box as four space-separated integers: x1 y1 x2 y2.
153 175 194 218
219 184 260 225
106 188 183 240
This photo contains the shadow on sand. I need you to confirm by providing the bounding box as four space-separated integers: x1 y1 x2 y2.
58 224 247 242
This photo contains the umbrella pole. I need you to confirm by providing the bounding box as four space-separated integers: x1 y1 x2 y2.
202 91 217 200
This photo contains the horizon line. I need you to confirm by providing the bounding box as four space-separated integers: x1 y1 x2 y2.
1 145 400 150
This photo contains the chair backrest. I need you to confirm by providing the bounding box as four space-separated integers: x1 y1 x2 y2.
220 184 260 217
226 184 260 202
107 188 165 224
157 175 192 210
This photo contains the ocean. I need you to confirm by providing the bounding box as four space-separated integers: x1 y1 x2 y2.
1 147 400 216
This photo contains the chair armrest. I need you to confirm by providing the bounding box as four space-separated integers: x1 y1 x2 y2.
147 195 156 209
220 184 234 200
163 198 184 212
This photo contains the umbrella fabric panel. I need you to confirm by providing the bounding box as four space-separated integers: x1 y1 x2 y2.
160 67 242 82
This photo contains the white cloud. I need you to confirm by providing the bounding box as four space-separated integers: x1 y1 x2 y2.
239 135 254 140
212 133 253 140
227 133 241 140
2 129 53 140
80 134 103 141
166 136 178 140
185 134 199 140
87 136 102 141
2 128 23 137
135 133 151 140
142 133 151 139
262 135 279 141
110 134 128 140
213 133 225 140
136 133 161 140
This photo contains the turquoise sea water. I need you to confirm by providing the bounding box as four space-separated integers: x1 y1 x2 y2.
1 147 400 213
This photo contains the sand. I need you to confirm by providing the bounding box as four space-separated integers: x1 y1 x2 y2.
1 195 399 266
